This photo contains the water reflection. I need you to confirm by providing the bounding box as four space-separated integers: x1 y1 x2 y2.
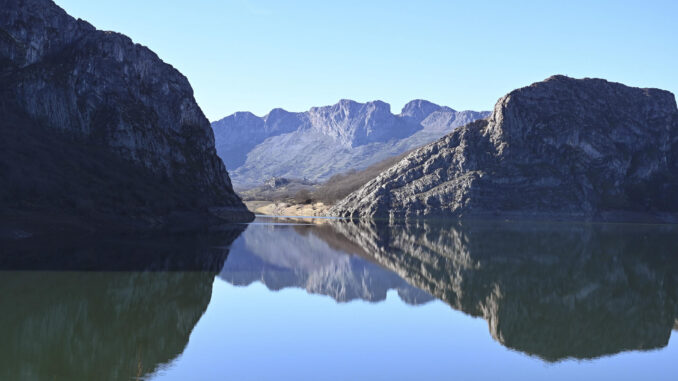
0 228 243 380
219 221 433 304
329 220 678 361
2 218 678 380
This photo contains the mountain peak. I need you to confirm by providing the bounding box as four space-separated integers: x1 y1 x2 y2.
490 76 678 152
264 107 294 122
400 99 445 123
337 98 359 106
232 111 260 119
309 99 391 115
212 111 263 128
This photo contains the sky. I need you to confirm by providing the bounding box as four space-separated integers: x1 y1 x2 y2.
54 0 678 122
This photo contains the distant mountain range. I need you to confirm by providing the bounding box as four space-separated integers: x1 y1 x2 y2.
212 99 489 188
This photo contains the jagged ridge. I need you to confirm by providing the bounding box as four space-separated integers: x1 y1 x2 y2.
212 99 489 188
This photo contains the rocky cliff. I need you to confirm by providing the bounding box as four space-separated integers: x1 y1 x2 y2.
330 76 678 222
0 0 252 231
212 99 489 188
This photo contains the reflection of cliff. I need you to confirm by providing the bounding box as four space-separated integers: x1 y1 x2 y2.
219 223 433 305
330 220 678 361
0 228 243 380
1 229 242 271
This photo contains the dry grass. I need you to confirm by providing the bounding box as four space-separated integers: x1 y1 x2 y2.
246 201 330 217
311 150 412 204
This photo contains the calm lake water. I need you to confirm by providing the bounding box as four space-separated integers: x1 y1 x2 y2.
2 216 678 380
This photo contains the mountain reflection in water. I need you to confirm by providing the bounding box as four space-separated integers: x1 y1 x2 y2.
328 219 678 361
1 218 677 380
217 218 678 362
219 221 434 304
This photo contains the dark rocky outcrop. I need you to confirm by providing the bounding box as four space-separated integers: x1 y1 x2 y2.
331 76 678 223
329 219 678 361
212 99 489 188
0 0 253 232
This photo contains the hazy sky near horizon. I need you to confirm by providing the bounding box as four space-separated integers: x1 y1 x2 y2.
54 0 677 121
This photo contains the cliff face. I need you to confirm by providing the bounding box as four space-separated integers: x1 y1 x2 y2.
212 99 489 188
0 0 252 229
330 76 678 222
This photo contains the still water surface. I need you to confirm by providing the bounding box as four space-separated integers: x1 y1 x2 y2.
2 217 678 380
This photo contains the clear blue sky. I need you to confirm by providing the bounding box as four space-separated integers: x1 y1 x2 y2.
54 0 677 121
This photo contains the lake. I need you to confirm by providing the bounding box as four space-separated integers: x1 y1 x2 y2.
2 216 677 380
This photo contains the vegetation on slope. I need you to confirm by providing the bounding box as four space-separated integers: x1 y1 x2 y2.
311 150 413 204
237 150 412 207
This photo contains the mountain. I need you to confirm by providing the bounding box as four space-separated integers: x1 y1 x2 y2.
0 0 252 232
331 76 678 223
329 219 678 361
219 221 433 305
212 99 489 188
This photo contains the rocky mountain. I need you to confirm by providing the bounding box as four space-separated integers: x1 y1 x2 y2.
331 76 678 223
212 99 489 188
219 220 433 304
329 219 678 361
0 0 252 232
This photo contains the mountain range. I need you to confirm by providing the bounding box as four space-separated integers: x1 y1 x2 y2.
212 99 489 188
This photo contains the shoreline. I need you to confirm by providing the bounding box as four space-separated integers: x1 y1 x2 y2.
244 201 331 217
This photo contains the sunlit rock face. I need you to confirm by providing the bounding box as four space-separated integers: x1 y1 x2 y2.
212 99 489 188
219 222 433 305
0 0 252 228
0 229 243 380
331 76 678 223
330 219 678 361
